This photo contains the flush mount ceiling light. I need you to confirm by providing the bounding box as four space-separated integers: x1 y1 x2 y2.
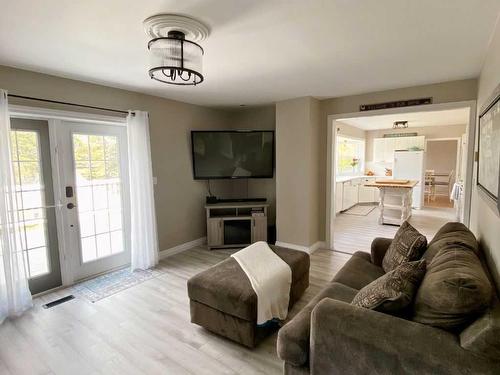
393 121 409 129
143 14 209 86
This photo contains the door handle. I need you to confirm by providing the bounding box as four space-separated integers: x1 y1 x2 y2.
67 203 76 209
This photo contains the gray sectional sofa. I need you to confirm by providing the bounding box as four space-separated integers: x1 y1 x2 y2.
277 223 500 374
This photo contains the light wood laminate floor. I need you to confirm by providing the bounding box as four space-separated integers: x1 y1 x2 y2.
424 195 454 208
334 204 456 254
0 247 351 375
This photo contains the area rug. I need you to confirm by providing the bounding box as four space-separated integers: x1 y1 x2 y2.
73 267 164 303
344 205 377 216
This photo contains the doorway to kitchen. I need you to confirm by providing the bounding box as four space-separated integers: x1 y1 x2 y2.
326 102 475 255
424 138 462 209
9 106 130 294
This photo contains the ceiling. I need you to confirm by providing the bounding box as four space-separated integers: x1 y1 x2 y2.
0 1 499 108
338 108 470 130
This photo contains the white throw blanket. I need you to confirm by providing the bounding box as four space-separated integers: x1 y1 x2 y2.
231 241 292 324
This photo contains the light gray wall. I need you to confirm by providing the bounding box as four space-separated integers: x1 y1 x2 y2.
275 97 322 247
426 139 458 174
471 20 500 291
0 65 233 252
321 79 478 116
336 121 366 139
210 106 277 224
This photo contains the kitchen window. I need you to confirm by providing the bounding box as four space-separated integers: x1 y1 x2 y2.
336 136 365 176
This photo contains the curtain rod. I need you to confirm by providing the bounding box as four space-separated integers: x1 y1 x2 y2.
7 94 133 115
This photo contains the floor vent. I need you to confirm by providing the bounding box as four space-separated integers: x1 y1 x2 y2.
42 295 75 309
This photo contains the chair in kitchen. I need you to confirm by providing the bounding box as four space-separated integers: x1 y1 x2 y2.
434 170 455 198
424 170 435 203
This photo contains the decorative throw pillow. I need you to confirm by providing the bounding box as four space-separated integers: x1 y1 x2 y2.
351 260 426 313
382 221 427 273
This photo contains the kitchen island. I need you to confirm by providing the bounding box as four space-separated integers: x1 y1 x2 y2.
365 180 418 225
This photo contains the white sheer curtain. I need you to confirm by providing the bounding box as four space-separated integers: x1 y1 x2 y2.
0 89 33 324
127 111 159 270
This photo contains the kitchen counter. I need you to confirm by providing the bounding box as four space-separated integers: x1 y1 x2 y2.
336 175 386 183
365 180 418 188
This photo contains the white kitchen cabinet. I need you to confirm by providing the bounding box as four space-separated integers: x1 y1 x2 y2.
335 182 344 214
413 136 425 150
342 180 359 210
359 177 379 203
358 186 374 203
373 136 425 162
373 138 386 162
384 139 395 162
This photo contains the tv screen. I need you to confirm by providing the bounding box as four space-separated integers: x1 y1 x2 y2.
191 130 274 179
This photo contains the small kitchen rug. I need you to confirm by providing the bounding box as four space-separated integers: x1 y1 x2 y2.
72 267 164 303
344 205 377 216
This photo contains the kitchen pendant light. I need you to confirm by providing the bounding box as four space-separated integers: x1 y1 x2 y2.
393 121 409 129
143 14 209 86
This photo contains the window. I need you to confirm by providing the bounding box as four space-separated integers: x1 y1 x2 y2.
10 129 50 278
336 136 365 176
72 133 124 262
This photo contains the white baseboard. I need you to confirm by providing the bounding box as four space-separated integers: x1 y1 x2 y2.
159 237 207 260
275 240 326 254
309 241 326 253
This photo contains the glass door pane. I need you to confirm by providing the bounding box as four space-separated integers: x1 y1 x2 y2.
10 119 62 294
11 129 50 276
72 133 125 263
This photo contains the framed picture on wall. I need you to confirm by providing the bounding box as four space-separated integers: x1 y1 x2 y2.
477 91 500 212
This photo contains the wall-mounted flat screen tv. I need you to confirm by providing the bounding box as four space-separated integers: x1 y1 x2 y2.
191 130 274 179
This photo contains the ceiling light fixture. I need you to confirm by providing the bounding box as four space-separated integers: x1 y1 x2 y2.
393 121 408 129
143 14 209 86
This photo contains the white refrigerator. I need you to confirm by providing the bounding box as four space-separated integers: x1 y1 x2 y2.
393 150 425 209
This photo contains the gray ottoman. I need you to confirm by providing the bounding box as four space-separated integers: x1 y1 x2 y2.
187 245 310 348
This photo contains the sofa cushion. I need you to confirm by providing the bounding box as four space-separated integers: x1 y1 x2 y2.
187 246 309 321
423 222 479 264
382 221 427 272
460 298 500 360
413 241 492 331
277 282 358 367
352 259 426 313
332 251 385 290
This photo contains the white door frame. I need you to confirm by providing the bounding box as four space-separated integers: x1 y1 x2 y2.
325 100 477 250
8 104 127 286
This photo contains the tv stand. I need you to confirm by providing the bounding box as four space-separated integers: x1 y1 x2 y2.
206 196 267 204
205 202 268 249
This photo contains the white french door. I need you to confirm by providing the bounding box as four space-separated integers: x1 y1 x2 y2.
56 121 131 282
